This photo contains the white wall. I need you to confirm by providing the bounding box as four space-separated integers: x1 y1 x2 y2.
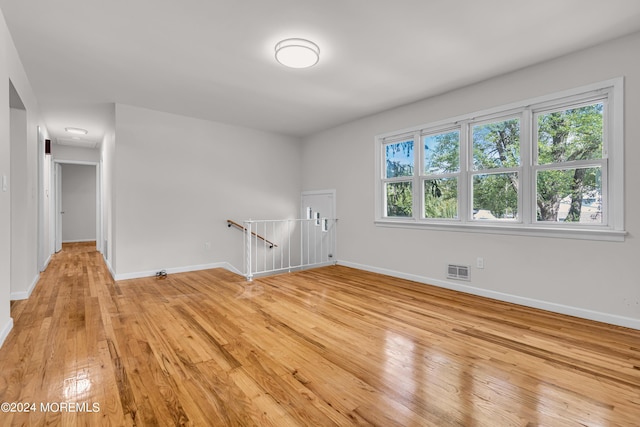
7 74 40 304
101 105 116 273
0 9 45 345
6 41 41 305
61 164 96 243
0 15 11 345
52 144 100 163
38 130 52 271
9 106 30 300
113 104 302 278
302 31 640 329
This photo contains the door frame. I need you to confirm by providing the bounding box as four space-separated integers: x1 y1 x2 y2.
51 159 102 254
301 189 337 262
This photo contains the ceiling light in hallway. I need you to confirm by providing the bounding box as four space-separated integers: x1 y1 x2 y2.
65 127 88 135
275 38 320 69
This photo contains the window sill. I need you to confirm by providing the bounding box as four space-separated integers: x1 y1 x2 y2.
374 219 627 242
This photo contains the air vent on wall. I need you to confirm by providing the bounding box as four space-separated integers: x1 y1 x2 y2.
447 264 470 281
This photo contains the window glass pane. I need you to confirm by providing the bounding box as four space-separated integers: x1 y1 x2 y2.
386 181 413 217
536 167 602 223
537 103 603 165
385 139 414 178
424 130 459 174
473 118 520 170
424 178 457 219
473 173 518 220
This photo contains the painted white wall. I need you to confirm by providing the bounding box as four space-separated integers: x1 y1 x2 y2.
9 106 29 300
101 105 116 273
0 9 45 344
38 130 52 271
113 104 302 278
0 15 11 345
61 164 96 243
7 57 41 303
52 144 100 163
302 31 640 328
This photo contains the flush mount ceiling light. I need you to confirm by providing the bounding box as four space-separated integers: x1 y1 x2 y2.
65 127 88 135
64 128 89 135
275 38 320 69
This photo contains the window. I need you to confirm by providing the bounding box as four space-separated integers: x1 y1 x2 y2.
471 117 520 221
423 130 459 219
383 138 414 217
535 102 605 224
375 78 625 241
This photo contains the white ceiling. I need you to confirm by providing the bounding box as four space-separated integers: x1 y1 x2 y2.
2 0 640 144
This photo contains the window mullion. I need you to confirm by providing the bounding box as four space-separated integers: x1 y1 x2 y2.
413 132 421 220
521 108 533 225
601 159 609 226
535 159 606 172
459 121 470 223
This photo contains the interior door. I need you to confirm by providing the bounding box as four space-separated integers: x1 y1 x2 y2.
301 190 336 265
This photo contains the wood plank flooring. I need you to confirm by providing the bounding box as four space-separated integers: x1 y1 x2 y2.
0 242 639 426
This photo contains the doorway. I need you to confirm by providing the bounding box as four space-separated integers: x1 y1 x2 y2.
9 81 28 299
52 161 102 254
301 189 337 264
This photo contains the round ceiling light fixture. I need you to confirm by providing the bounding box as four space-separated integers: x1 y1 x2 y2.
275 38 320 69
65 127 88 135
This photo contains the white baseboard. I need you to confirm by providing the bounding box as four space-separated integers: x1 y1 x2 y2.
221 263 244 276
0 317 13 348
10 273 40 301
62 239 97 243
339 260 640 331
113 262 243 281
41 254 52 272
104 256 116 279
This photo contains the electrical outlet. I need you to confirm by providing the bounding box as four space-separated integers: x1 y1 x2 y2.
204 242 211 250
476 257 484 269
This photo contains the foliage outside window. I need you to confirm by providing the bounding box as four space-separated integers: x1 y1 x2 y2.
384 139 414 217
535 103 604 224
423 130 459 219
375 79 625 241
472 118 520 220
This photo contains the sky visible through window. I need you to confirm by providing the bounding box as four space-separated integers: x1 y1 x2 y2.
385 140 414 178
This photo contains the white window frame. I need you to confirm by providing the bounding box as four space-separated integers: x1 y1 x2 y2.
381 134 417 219
374 78 626 241
421 126 462 222
468 113 523 224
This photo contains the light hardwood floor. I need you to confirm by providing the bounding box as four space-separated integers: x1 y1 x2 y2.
0 242 638 426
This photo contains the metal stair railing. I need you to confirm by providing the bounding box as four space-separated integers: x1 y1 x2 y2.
227 219 277 248
229 218 337 281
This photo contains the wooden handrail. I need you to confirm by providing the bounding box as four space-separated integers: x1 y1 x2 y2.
227 219 277 248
